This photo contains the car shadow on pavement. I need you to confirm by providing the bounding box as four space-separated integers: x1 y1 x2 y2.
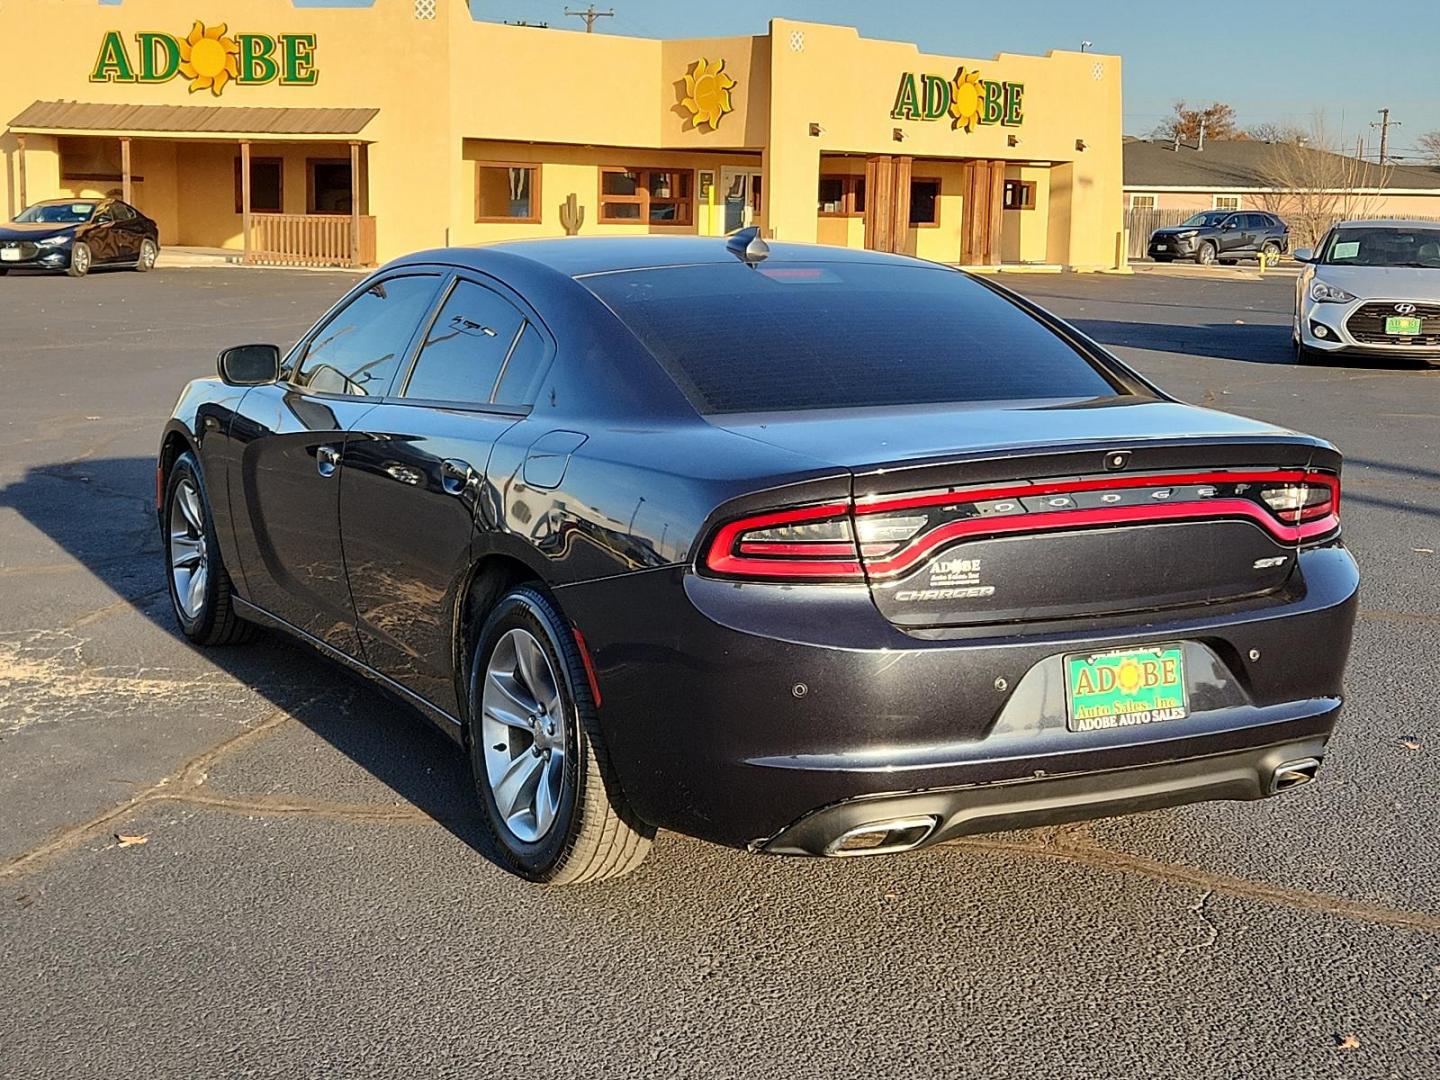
0 455 508 868
1068 317 1439 369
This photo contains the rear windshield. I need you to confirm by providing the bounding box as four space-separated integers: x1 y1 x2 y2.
583 261 1120 414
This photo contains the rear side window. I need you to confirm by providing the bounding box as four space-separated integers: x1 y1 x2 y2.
403 279 524 404
583 262 1120 414
293 274 439 396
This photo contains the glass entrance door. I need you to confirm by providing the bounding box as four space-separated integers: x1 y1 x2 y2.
720 167 762 234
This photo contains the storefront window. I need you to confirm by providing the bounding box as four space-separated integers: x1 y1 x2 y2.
818 175 865 217
1003 179 1036 211
909 178 941 226
599 167 693 226
476 163 540 223
234 158 283 214
308 159 353 215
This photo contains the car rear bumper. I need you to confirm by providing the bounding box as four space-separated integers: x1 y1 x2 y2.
557 545 1358 850
761 732 1328 856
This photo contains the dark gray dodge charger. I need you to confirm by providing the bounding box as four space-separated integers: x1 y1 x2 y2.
156 232 1358 884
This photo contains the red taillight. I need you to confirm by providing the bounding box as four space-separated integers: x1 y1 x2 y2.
704 502 863 580
703 470 1340 584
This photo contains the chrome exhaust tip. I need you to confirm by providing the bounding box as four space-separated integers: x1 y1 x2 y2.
823 815 939 857
1270 757 1322 794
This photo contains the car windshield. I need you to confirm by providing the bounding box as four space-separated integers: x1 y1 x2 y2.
1320 226 1440 268
583 261 1123 414
15 202 97 224
1180 211 1231 228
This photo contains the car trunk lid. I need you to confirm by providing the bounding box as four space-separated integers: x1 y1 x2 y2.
712 402 1339 628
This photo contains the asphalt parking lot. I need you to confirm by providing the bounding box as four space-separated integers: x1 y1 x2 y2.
2 265 1437 1079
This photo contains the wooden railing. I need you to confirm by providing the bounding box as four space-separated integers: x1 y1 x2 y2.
246 213 377 268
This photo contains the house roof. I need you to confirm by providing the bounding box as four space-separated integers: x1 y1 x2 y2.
1123 138 1440 191
7 100 379 140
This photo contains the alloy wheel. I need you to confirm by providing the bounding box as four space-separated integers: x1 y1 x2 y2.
168 477 209 620
140 241 157 270
72 245 91 274
480 628 569 843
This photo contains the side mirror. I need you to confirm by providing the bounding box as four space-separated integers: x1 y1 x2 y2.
1292 248 1313 264
217 343 281 386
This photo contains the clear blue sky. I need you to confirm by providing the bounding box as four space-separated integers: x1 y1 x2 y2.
292 0 1440 157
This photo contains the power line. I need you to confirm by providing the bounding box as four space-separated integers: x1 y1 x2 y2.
564 5 614 32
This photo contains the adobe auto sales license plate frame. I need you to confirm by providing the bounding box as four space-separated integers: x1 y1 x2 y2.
1064 645 1189 733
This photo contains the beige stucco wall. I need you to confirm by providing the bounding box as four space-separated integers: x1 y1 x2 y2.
2 2 1126 267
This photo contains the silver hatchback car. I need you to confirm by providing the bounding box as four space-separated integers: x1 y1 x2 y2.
1293 219 1440 366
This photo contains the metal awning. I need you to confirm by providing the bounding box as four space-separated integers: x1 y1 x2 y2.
7 100 379 140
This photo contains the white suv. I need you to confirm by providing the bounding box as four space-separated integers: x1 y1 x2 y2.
1293 220 1440 366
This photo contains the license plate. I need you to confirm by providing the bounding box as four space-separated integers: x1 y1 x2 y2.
1386 316 1422 336
1065 645 1188 733
0 249 19 262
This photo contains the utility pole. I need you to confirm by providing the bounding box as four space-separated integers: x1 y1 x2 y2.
564 5 614 32
1197 116 1206 152
1371 108 1400 164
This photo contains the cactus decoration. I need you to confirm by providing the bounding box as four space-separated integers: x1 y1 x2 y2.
560 193 585 236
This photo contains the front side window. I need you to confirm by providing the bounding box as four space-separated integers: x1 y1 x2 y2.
476 163 540 222
293 274 439 396
584 262 1120 414
909 178 941 226
16 202 96 224
402 280 525 404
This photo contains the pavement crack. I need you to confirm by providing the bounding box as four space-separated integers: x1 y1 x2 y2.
0 704 299 881
1179 888 1219 952
948 834 1440 934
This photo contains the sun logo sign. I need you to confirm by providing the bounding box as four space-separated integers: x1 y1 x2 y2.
891 67 1024 132
178 22 240 95
680 57 736 131
90 22 319 96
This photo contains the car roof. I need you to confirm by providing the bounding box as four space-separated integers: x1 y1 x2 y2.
34 197 102 205
1334 218 1440 230
390 236 944 280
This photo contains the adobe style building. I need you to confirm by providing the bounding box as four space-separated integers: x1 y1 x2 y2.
1 0 1126 269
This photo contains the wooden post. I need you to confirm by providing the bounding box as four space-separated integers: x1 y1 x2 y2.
120 137 132 204
16 133 26 211
240 140 252 265
348 141 361 268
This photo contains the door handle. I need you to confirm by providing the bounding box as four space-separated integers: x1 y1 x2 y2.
316 445 340 478
440 458 477 496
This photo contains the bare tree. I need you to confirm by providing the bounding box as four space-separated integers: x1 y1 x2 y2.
1256 116 1394 248
1417 130 1440 165
1245 121 1306 144
1151 101 1239 142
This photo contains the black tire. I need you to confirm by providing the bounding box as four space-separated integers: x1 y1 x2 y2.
163 452 257 645
1219 258 1238 266
468 584 653 884
1260 241 1282 262
0 268 9 276
1151 255 1174 263
1295 341 1324 366
135 238 158 272
1196 242 1218 266
67 242 92 278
